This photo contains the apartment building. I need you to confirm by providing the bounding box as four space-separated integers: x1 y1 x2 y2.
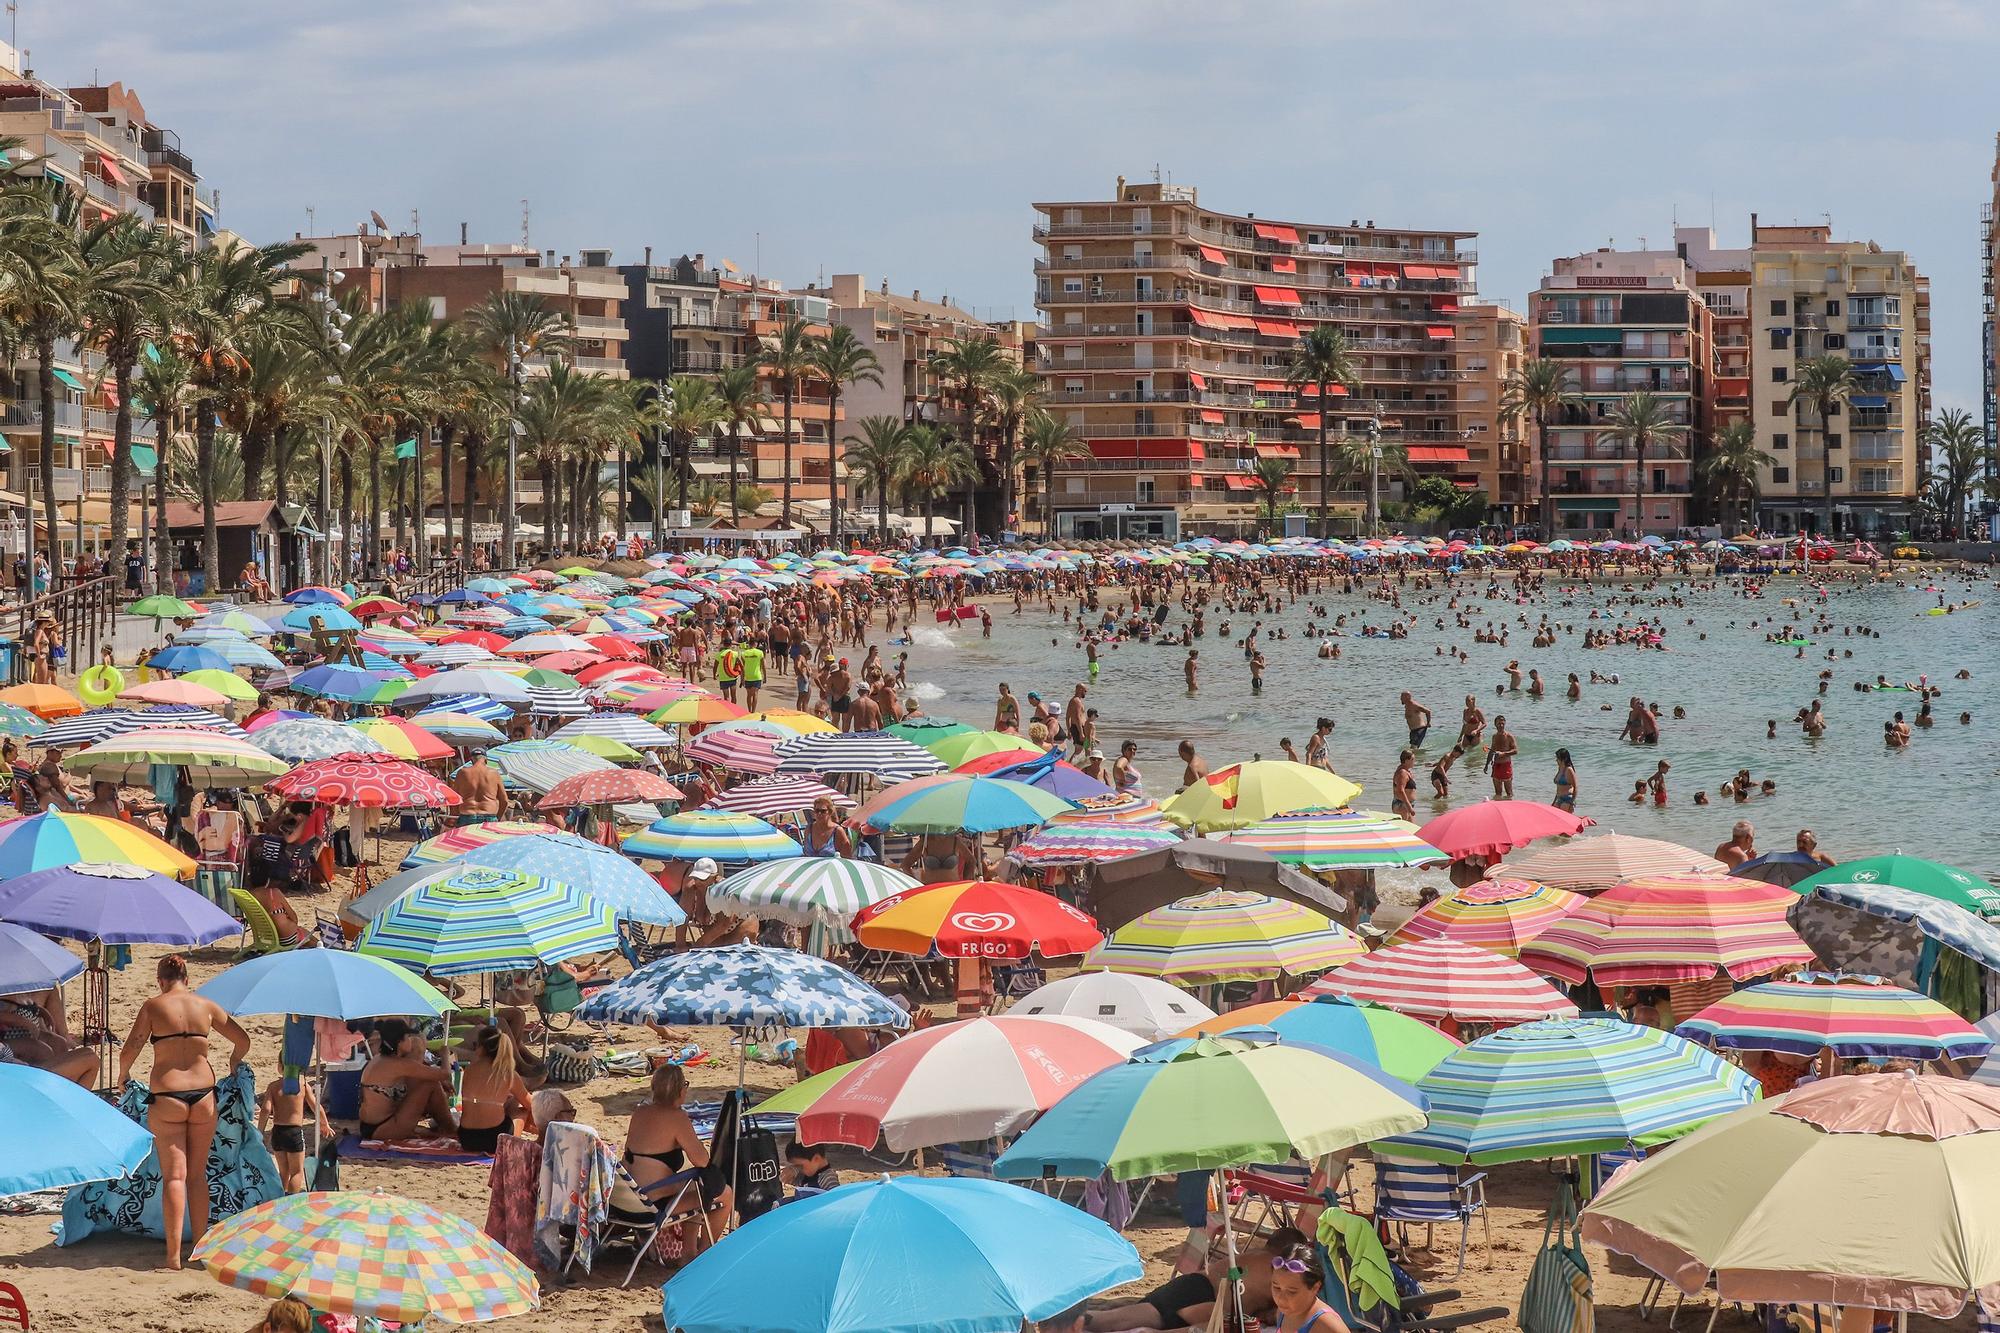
1680 220 1930 536
1982 139 1999 528
1454 303 1532 521
1529 249 1711 536
1032 177 1479 541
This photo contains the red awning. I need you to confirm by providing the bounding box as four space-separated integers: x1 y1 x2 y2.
1188 371 1207 391
1253 224 1301 245
1253 318 1299 338
1269 258 1297 274
1253 285 1302 306
1137 440 1187 459
1426 325 1457 339
1188 441 1206 462
1253 380 1286 393
1198 245 1226 265
1297 383 1349 397
1200 409 1225 425
1220 312 1258 330
96 156 127 187
1189 309 1226 329
1430 298 1460 312
1093 440 1138 459
1431 264 1461 278
1403 264 1436 280
1289 414 1321 430
1407 445 1471 464
1222 475 1258 491
1257 445 1301 459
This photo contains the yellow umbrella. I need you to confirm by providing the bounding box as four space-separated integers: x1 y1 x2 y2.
743 709 838 735
1161 760 1361 832
649 695 749 725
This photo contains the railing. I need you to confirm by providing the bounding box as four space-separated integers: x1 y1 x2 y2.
570 355 627 373
674 352 749 372
9 574 115 686
572 314 627 337
1 402 84 430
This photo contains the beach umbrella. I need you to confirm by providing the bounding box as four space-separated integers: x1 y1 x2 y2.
1674 973 1991 1061
1519 872 1814 986
400 667 532 706
922 728 1037 767
956 750 1114 801
1180 993 1462 1083
1050 791 1168 825
547 712 675 749
1084 889 1364 984
1416 799 1593 861
0 809 195 878
661 1175 1141 1333
282 585 350 605
523 683 591 717
270 752 462 809
1007 821 1183 868
773 730 947 781
1217 808 1447 871
416 641 499 668
1386 877 1586 957
1730 850 1826 888
0 862 238 945
187 637 284 670
537 766 683 810
116 677 232 709
1302 938 1580 1022
61 729 291 788
855 880 1104 960
1381 1017 1760 1166
683 723 785 774
1160 760 1362 831
484 737 610 793
0 1064 153 1196
129 593 201 619
192 1191 538 1325
147 643 233 674
413 692 515 724
706 857 918 928
428 831 684 927
357 865 619 976
0 701 46 738
740 707 837 734
576 943 909 1029
753 1060 862 1115
796 1015 1145 1151
0 682 84 718
646 693 748 726
622 810 802 863
399 820 552 866
406 711 506 747
883 716 974 744
994 1034 1428 1182
177 668 260 702
0 920 84 993
1581 1074 2000 1318
1787 882 2000 1004
250 717 383 763
349 716 454 762
862 775 1073 835
1007 970 1217 1039
1492 832 1724 890
1085 839 1349 933
287 663 392 702
1792 854 2000 917
701 775 853 820
198 949 453 1020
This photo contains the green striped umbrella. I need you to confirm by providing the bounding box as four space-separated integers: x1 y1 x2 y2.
356 865 618 977
706 857 920 928
1217 809 1447 872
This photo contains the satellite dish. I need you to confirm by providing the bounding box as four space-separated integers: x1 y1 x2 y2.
369 210 388 231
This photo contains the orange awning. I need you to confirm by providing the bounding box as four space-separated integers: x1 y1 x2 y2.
1188 441 1206 462
1270 258 1297 274
1426 325 1457 339
1407 445 1471 463
1253 318 1299 338
1212 311 1257 330
1431 298 1460 312
97 156 127 187
1200 409 1225 425
1189 309 1226 329
1251 223 1301 245
1254 380 1286 393
1403 264 1436 280
1257 445 1301 458
1198 245 1226 265
1431 264 1461 278
1222 474 1258 491
1188 371 1207 391
1253 285 1302 306
1297 383 1349 397
1289 414 1321 430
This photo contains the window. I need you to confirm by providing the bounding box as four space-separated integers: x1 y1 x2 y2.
1137 478 1155 502
1823 334 1845 349
1064 380 1084 396
1773 466 1790 483
1771 366 1788 383
1773 433 1789 449
1826 433 1841 449
1062 279 1083 295
1771 400 1791 418
1828 466 1844 483
1825 300 1840 317
1769 330 1789 350
1825 267 1841 284
1065 476 1085 493
1062 345 1082 362
1770 299 1787 316
1062 209 1082 225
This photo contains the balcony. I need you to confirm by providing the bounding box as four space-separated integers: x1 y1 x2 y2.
673 310 746 331
1844 345 1901 362
569 355 628 374
0 401 84 432
1549 481 1692 496
675 352 748 372
1034 216 1475 266
572 314 627 339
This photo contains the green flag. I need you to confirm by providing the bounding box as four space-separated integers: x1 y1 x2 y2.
395 438 417 460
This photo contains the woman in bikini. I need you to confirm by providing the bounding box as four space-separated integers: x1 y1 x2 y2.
455 1026 535 1154
117 954 251 1271
622 1064 731 1253
355 1018 456 1144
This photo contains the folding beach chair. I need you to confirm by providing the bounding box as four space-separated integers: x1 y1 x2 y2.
229 888 293 958
600 1160 713 1287
1373 1155 1490 1276
1318 1205 1508 1333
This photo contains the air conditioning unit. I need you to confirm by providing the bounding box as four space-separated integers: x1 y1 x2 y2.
1544 312 1566 323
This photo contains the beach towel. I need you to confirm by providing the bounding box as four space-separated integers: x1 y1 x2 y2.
338 1135 492 1166
483 1133 541 1267
1317 1206 1400 1316
535 1121 614 1273
56 1064 283 1246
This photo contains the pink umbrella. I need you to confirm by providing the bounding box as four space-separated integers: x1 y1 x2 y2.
269 752 462 809
1301 938 1581 1022
117 678 231 709
538 767 685 810
1416 799 1593 862
685 725 788 776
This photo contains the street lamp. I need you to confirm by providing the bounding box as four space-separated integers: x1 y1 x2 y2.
1365 413 1383 536
314 259 350 585
652 379 675 551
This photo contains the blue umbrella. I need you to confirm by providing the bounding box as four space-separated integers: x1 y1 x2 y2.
193 637 284 670
661 1175 1143 1333
197 949 453 1020
413 693 515 724
986 750 1114 802
283 587 345 605
0 920 84 993
252 718 384 763
291 663 389 700
0 863 240 946
0 1065 153 1196
372 830 685 928
148 644 233 674
280 604 362 634
577 943 908 1029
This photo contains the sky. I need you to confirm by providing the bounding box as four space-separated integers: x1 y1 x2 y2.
23 0 2000 415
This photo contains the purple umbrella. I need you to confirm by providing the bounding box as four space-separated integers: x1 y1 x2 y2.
0 921 84 994
0 863 239 946
986 751 1115 802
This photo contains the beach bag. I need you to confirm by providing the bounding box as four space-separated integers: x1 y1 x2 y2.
732 1124 784 1222
311 1137 341 1190
543 1042 601 1086
1519 1181 1592 1333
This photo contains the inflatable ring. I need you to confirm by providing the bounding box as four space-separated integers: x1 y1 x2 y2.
78 663 124 707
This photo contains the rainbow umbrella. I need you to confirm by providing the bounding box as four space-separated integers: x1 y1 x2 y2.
1520 872 1816 986
1084 890 1365 984
351 716 455 762
1008 822 1184 868
862 776 1073 835
1387 877 1585 957
357 865 619 976
61 729 291 789
1381 1017 1762 1165
1179 993 1461 1083
0 809 195 878
1674 973 1992 1060
1218 808 1446 871
1160 761 1362 832
1494 833 1726 891
192 1191 538 1325
1050 792 1169 825
1303 938 1580 1022
622 810 802 863
401 820 557 868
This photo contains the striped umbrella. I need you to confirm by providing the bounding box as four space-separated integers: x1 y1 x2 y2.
741 708 837 735
623 811 802 863
685 725 787 775
406 711 506 747
1008 822 1184 868
538 767 683 809
523 684 592 717
502 631 598 657
357 865 618 975
707 857 918 928
647 694 749 726
1387 878 1586 958
856 881 1104 960
862 776 1074 835
412 693 515 724
1302 938 1581 1022
62 729 291 789
576 943 909 1029
1182 993 1462 1083
1084 890 1366 984
548 712 676 749
1493 833 1725 891
1217 809 1447 872
1519 873 1815 986
252 718 384 764
1379 1017 1762 1165
415 642 498 668
401 668 532 706
1049 792 1169 825
484 739 608 794
191 1191 538 1326
350 717 454 763
773 730 946 781
795 1015 1145 1152
39 706 244 750
1675 973 1992 1061
184 637 283 670
269 753 462 810
0 809 195 878
401 820 556 868
702 776 853 821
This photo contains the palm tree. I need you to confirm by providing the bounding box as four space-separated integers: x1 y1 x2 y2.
1284 326 1361 534
843 415 909 541
662 375 725 512
1249 456 1297 536
756 316 817 530
618 380 670 544
78 216 174 583
895 424 977 541
135 346 193 593
468 291 570 562
1325 430 1413 534
1597 391 1686 539
1925 408 1984 539
713 364 761 527
517 362 613 554
928 336 1010 536
1787 354 1859 536
0 182 88 575
1018 410 1089 537
807 325 881 546
1696 420 1775 533
984 367 1041 532
1498 358 1578 540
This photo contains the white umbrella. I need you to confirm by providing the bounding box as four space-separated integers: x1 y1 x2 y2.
1007 969 1219 1040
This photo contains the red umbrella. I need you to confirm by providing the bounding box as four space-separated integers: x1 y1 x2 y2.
538 767 685 810
268 752 462 809
854 880 1104 960
348 596 407 619
1416 799 1593 862
585 635 646 661
531 651 609 674
576 661 665 686
1301 937 1581 1022
952 748 1045 773
441 630 506 651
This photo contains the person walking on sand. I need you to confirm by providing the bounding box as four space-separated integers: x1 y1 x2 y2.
1483 715 1517 798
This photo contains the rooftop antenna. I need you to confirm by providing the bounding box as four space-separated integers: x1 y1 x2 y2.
519 199 530 247
7 3 15 56
305 205 316 235
409 208 419 235
1152 163 1161 183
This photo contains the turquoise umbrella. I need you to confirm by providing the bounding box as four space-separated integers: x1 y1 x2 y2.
0 1064 152 1195
863 775 1074 835
198 949 453 1020
356 866 619 977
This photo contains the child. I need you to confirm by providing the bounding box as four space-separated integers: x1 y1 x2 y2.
784 1139 840 1196
258 1074 332 1193
1628 779 1648 805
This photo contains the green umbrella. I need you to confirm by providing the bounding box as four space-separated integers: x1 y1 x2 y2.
1793 855 2000 919
754 1060 864 1115
925 729 1040 767
130 595 200 620
885 717 974 744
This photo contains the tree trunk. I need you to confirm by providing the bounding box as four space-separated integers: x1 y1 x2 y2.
1632 441 1643 539
1538 414 1553 540
109 362 135 600
878 479 889 545
272 423 292 591
35 342 59 581
393 432 409 561
241 418 268 503
923 495 934 541
153 411 173 595
1317 380 1330 535
1000 421 1018 536
827 386 842 546
367 437 383 579
616 441 628 543
727 435 741 524
780 381 796 530
196 395 220 594
540 456 558 557
1045 462 1058 540
436 422 454 572
338 447 355 585
461 428 479 566
500 368 519 569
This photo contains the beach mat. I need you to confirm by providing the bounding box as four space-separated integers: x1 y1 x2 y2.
338 1134 492 1167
